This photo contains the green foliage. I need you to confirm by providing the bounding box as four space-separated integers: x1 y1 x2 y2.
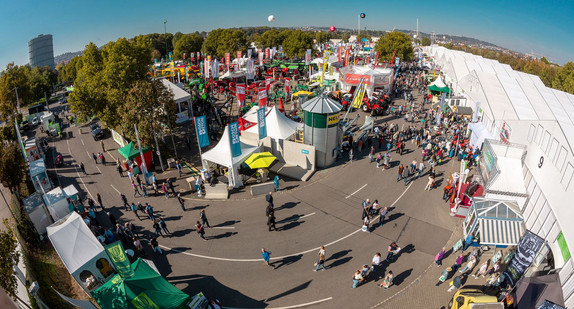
422 37 431 46
255 29 291 49
121 79 176 146
133 33 173 59
315 31 335 44
69 38 152 128
282 30 314 58
341 33 351 43
553 62 574 94
0 143 26 194
174 34 204 59
0 219 19 298
356 33 372 42
374 31 413 63
57 56 83 84
203 28 247 58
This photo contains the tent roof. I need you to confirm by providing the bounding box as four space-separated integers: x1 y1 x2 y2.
118 142 151 161
201 125 258 168
47 212 105 274
515 274 565 308
92 258 190 309
243 106 270 123
245 106 303 140
159 78 191 103
302 95 342 114
29 159 46 176
43 186 66 206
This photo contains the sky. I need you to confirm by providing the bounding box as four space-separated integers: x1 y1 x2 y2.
1 0 573 68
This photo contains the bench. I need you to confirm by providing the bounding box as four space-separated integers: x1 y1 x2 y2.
250 182 276 196
269 161 315 182
204 183 228 200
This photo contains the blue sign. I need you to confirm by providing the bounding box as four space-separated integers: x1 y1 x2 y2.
229 122 242 157
257 108 267 140
195 116 209 148
436 92 446 125
301 149 309 155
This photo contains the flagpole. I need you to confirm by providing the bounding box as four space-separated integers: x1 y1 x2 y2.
134 124 149 184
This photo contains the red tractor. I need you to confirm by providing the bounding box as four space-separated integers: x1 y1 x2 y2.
361 92 391 116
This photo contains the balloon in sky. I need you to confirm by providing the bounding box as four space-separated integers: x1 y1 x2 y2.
329 26 336 32
360 13 366 18
268 15 275 23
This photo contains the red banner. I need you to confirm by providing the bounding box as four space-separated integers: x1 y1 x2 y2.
374 52 380 65
338 46 343 62
285 78 291 99
236 84 246 107
265 48 270 59
237 51 242 60
258 87 267 107
345 73 371 85
225 53 230 68
265 76 272 93
344 48 350 66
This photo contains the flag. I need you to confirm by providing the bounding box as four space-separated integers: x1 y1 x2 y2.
374 52 380 65
245 59 253 79
320 51 330 86
211 59 219 78
105 241 134 278
265 48 270 59
344 48 350 66
338 46 343 62
265 76 272 93
225 53 230 69
258 87 267 106
305 49 311 65
285 78 291 99
259 52 264 65
257 107 267 139
236 84 246 107
229 122 241 157
195 116 210 148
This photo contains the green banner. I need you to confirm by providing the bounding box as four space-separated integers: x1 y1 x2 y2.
105 241 134 278
558 232 571 262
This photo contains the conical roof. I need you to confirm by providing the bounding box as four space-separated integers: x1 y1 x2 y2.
302 94 343 114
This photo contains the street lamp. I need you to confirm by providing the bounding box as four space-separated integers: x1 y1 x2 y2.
164 19 168 62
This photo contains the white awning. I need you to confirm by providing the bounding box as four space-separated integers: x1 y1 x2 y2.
479 218 524 246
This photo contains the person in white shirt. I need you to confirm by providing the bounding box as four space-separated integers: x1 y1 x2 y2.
371 252 382 271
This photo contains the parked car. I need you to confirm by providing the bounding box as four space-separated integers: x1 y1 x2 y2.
90 123 104 141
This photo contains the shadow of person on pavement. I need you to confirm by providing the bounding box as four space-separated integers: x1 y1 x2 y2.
278 220 304 231
392 268 413 286
327 256 353 269
213 220 240 227
325 249 352 262
206 231 238 240
264 280 312 302
273 254 302 270
275 201 301 211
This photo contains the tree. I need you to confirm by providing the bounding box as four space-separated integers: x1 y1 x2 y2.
553 62 574 94
174 34 204 59
172 32 184 49
374 31 413 63
120 79 176 146
255 29 291 49
203 29 247 58
57 56 83 85
0 143 25 194
356 33 372 42
421 37 431 46
0 220 19 298
341 33 351 43
151 49 162 62
0 64 33 122
283 30 314 58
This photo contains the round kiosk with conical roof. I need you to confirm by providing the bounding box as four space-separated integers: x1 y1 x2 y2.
301 94 343 167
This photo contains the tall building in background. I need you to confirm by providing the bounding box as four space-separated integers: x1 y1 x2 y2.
29 34 55 69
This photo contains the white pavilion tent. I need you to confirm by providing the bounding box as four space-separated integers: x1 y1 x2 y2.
245 106 303 140
160 78 191 124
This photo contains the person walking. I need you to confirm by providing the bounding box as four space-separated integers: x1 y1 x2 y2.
131 203 141 220
80 162 87 175
379 206 389 227
402 166 410 186
261 248 274 268
162 183 169 199
473 261 489 278
459 255 477 274
435 247 446 266
96 193 104 211
376 153 382 168
447 274 466 292
386 241 400 262
140 183 148 197
117 164 123 177
127 170 133 181
265 192 274 208
152 220 162 237
397 164 404 182
267 210 277 231
371 252 382 271
159 217 170 235
168 178 177 196
176 161 182 177
153 181 158 197
196 221 207 241
200 209 210 227
149 236 162 254
417 161 425 179
425 175 435 191
314 253 326 271
120 193 129 210
132 180 141 197
146 203 155 221
177 193 185 211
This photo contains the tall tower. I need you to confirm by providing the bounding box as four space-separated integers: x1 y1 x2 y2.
29 34 55 69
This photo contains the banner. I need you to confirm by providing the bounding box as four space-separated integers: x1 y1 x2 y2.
105 241 134 278
258 87 267 106
285 78 290 99
338 46 343 62
259 52 264 65
247 49 252 59
374 52 380 65
265 48 270 59
245 59 253 79
196 51 200 60
205 56 211 79
265 76 272 93
195 116 209 148
229 122 241 157
257 107 267 139
211 59 219 78
272 47 277 59
237 50 242 60
190 53 195 63
236 84 246 107
502 230 544 287
320 51 330 86
344 48 350 66
225 53 230 69
436 92 446 125
305 49 311 65
351 78 366 109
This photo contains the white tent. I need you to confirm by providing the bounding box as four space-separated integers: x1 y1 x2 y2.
160 78 191 124
245 106 303 140
428 76 448 89
201 125 258 188
468 122 494 149
243 105 271 123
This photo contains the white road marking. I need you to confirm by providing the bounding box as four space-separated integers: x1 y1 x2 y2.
81 139 84 146
300 212 316 219
86 150 91 158
106 150 117 162
345 184 367 199
67 140 94 200
223 297 334 309
160 181 413 262
110 184 120 194
96 166 102 174
211 226 235 229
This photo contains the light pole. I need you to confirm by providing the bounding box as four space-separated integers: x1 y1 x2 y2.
164 19 168 62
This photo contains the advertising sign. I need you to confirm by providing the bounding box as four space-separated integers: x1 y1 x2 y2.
105 241 134 278
194 116 209 148
502 230 544 287
257 107 267 139
225 53 230 68
258 87 267 106
229 122 241 157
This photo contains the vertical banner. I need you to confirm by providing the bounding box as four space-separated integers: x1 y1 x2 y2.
245 60 253 79
257 107 267 140
236 84 246 108
305 49 311 66
229 122 241 157
338 46 343 62
320 51 330 86
258 87 268 106
272 47 277 59
344 48 350 66
195 116 210 148
436 92 446 125
190 52 195 64
211 59 219 78
502 230 544 287
265 48 270 59
225 53 231 70
247 49 252 60
265 76 272 92
205 56 211 79
258 52 264 65
374 52 380 65
105 241 134 278
237 51 242 69
285 78 291 99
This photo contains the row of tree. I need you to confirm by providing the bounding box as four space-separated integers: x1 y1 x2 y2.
441 43 574 94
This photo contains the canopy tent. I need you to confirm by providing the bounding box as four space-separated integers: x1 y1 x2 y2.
92 258 191 309
463 197 525 247
245 106 303 140
201 125 258 188
515 274 565 309
48 212 115 291
159 78 192 124
118 142 151 160
468 122 494 149
428 76 451 93
242 105 271 123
